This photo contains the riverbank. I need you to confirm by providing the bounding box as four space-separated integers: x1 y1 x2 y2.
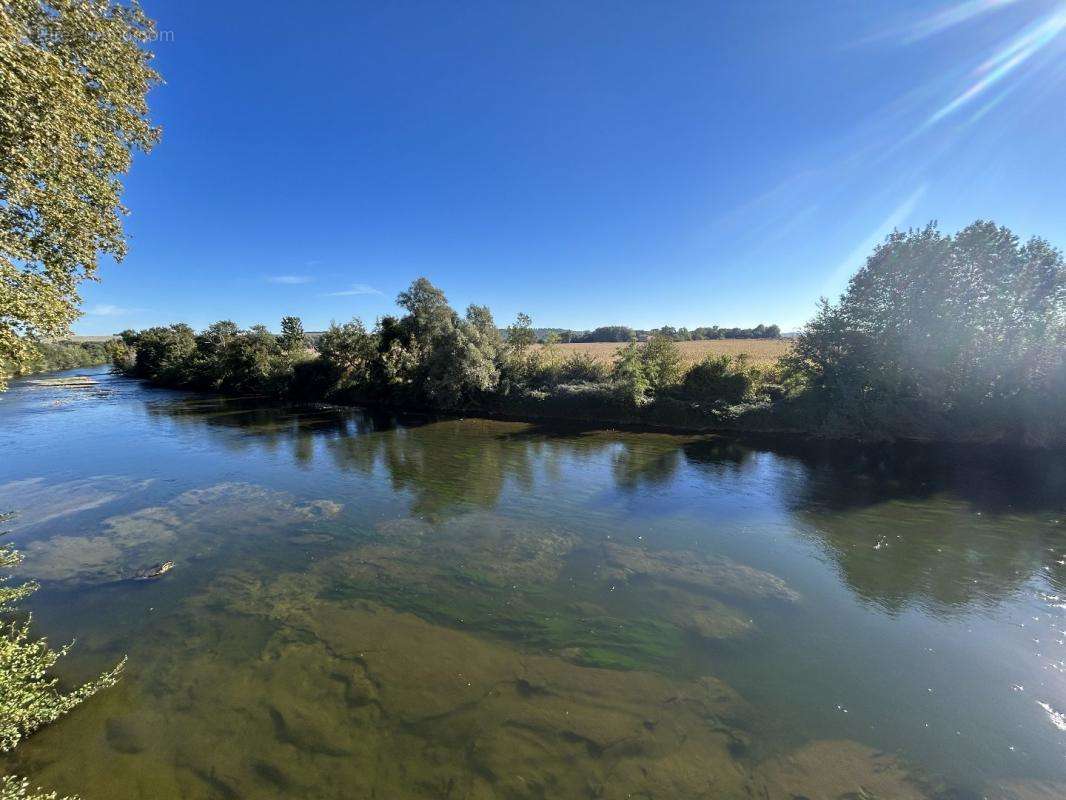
107 272 1065 450
138 374 1062 452
2 341 111 381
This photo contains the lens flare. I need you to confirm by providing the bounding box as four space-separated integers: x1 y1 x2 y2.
904 0 1022 42
927 4 1066 125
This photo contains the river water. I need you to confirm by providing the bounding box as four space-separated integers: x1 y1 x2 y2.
1 366 1064 799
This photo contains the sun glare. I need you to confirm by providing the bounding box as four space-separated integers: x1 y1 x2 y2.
926 1 1066 125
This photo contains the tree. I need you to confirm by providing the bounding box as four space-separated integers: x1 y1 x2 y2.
279 316 306 352
129 324 195 384
317 319 375 388
788 221 1065 442
0 0 161 387
191 321 242 388
226 325 282 392
506 312 536 353
612 341 649 405
380 279 502 407
640 334 683 393
397 277 453 336
466 304 505 365
580 325 634 343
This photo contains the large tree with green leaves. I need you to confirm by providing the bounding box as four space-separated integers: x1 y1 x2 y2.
787 221 1065 443
0 4 158 794
0 0 161 386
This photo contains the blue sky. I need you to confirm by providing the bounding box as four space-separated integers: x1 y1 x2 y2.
75 0 1066 334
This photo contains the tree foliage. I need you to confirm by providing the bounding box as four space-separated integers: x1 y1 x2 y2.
786 221 1065 441
0 340 110 377
118 279 509 410
0 0 161 387
640 334 683 393
279 316 306 352
1 776 74 800
612 341 649 405
574 324 782 343
680 354 757 405
505 312 536 352
578 325 635 343
112 225 1066 446
318 319 375 388
1 514 124 798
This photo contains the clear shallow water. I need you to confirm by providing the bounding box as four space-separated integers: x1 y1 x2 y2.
1 366 1064 799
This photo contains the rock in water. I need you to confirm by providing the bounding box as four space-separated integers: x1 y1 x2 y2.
133 561 174 580
26 376 98 387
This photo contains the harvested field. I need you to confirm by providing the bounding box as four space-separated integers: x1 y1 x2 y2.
534 339 793 368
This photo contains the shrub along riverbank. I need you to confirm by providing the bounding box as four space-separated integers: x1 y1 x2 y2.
112 222 1065 448
1 341 111 380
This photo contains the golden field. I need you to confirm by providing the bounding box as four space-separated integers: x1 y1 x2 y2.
534 339 793 368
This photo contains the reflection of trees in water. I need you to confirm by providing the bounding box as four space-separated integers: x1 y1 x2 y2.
680 436 1066 613
612 444 679 490
147 398 707 515
777 441 1066 515
327 419 536 517
804 502 1057 614
143 398 1066 611
779 443 1066 614
144 397 366 460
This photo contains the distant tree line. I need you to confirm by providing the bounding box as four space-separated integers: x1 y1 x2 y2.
1 341 111 380
522 323 782 343
113 221 1064 447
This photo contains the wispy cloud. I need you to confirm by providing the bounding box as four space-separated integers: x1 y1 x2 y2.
267 275 314 285
323 283 383 297
84 304 139 317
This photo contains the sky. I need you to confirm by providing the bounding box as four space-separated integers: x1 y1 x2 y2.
75 0 1066 334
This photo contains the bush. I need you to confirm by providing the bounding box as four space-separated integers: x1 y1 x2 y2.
640 334 683 393
612 342 650 405
558 351 610 384
679 354 757 405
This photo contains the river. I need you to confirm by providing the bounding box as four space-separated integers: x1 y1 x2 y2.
1 366 1064 799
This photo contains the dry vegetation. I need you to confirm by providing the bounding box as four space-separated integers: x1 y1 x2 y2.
534 339 793 368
